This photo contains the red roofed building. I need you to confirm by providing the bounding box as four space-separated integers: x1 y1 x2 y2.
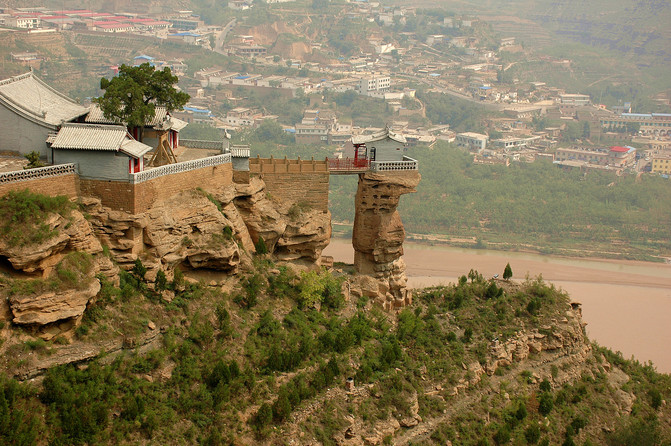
609 145 636 167
95 22 134 32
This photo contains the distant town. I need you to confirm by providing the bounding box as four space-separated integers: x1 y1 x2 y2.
1 2 670 177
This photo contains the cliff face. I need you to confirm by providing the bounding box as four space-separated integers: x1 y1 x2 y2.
0 177 330 337
352 171 420 310
83 176 331 277
0 208 116 336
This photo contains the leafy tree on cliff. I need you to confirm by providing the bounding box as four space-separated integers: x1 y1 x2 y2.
95 63 189 141
503 263 513 280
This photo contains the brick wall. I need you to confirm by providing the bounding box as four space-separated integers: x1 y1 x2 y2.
0 174 79 199
249 158 329 212
79 179 136 213
80 163 233 213
134 162 233 212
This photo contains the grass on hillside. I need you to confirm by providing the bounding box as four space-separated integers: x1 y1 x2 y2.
0 189 74 247
0 257 669 445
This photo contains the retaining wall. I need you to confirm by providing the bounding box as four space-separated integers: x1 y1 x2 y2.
0 164 79 199
249 157 329 212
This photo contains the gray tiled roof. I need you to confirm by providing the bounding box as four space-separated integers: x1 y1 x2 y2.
0 72 89 127
86 104 168 127
51 123 152 158
352 128 406 144
120 139 152 158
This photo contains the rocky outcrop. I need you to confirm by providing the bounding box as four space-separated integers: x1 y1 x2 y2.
0 207 117 331
84 191 244 277
9 280 101 326
232 177 287 253
0 209 104 276
82 176 330 275
352 171 420 310
275 208 331 262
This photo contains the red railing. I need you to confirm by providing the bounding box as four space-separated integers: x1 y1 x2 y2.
327 157 370 171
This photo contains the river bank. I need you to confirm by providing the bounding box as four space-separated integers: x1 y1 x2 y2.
323 238 671 373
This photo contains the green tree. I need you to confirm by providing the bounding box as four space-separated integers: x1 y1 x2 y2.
95 63 190 141
503 263 513 280
24 151 44 169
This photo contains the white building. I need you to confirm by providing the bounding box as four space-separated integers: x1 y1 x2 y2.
8 16 41 28
357 76 391 95
456 132 488 151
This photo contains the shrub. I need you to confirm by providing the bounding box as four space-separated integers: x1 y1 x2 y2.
267 266 298 299
462 327 473 343
503 263 513 280
24 151 45 168
649 388 662 410
215 303 233 338
253 403 273 429
155 270 167 292
255 236 268 254
538 392 553 416
222 225 234 239
234 273 265 309
539 379 552 392
527 298 542 316
525 424 541 444
132 259 147 281
493 424 511 445
0 377 40 445
296 270 344 310
0 189 73 246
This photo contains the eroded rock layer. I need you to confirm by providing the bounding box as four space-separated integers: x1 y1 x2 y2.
352 171 420 310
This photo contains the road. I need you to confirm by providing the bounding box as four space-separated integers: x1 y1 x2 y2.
396 73 505 110
214 18 236 54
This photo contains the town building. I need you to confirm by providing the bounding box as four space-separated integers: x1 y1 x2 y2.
554 146 636 167
559 94 590 106
225 107 259 127
651 153 671 175
491 136 540 151
600 113 671 138
357 76 391 95
7 15 41 28
456 132 488 151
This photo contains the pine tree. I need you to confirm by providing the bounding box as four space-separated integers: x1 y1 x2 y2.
503 263 513 280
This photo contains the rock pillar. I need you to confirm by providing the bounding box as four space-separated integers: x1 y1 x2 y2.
352 171 420 310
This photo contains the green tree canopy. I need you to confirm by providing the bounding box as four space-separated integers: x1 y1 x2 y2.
503 263 513 280
95 63 190 140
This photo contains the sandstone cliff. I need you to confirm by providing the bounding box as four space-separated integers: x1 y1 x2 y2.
0 207 116 335
352 171 420 310
83 177 331 276
0 176 330 337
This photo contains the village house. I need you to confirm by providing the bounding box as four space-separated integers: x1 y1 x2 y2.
85 104 188 153
651 152 671 175
49 124 153 179
0 71 89 163
554 146 636 168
